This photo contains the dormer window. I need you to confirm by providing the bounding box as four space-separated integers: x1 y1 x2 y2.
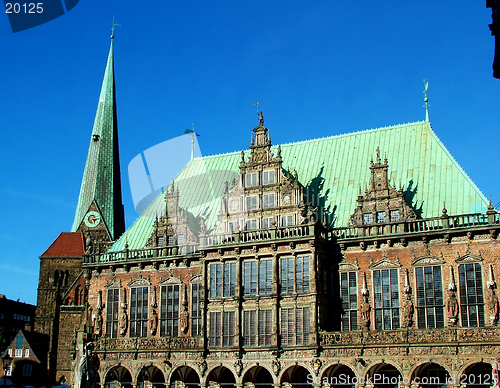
263 170 275 185
390 210 401 222
246 196 258 210
158 236 165 247
246 173 258 187
263 193 275 208
363 213 373 225
377 211 386 223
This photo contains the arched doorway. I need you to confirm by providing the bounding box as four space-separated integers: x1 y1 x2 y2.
105 365 133 388
170 366 201 388
138 365 166 388
242 366 274 388
207 366 236 388
461 362 492 388
366 363 401 388
412 362 449 388
322 364 356 388
281 365 312 388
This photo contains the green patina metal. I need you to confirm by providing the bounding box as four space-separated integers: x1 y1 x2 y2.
71 40 125 240
109 120 488 252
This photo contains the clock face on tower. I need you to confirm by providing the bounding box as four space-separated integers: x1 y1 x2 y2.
84 211 101 228
230 199 239 211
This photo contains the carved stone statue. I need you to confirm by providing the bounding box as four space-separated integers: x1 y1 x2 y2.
94 313 103 336
401 294 414 328
149 308 158 335
76 342 97 388
272 359 281 376
447 289 459 326
487 288 499 325
119 308 128 336
258 111 264 126
359 294 371 330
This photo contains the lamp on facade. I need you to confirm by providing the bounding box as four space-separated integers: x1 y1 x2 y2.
1 353 12 386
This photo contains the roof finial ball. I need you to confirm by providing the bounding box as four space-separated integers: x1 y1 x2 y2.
110 16 121 39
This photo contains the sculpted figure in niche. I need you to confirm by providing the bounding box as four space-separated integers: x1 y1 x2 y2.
359 294 371 330
487 288 499 325
447 290 459 326
401 294 414 328
150 308 158 335
119 308 128 336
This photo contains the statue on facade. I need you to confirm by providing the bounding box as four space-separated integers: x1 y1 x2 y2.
76 342 97 388
150 308 158 335
446 289 459 326
258 111 264 126
487 288 499 325
359 294 371 330
401 294 414 328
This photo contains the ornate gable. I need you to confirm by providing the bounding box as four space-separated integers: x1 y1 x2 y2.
350 148 416 227
412 256 445 266
369 258 402 270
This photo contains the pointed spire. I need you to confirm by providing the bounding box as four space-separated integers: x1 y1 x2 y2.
71 37 125 240
423 78 430 122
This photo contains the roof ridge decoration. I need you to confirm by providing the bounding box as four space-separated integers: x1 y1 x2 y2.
71 38 125 241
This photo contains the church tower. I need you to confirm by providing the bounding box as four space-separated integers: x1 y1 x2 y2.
71 37 125 243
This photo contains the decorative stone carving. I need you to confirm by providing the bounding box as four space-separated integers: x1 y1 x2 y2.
359 272 371 330
272 359 281 376
198 358 207 377
310 358 322 376
234 359 243 377
119 288 128 336
447 266 459 326
180 283 189 334
401 269 414 328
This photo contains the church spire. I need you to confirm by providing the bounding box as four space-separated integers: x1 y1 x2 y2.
71 37 125 241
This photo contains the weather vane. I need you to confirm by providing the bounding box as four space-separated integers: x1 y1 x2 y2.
111 16 121 39
423 78 430 122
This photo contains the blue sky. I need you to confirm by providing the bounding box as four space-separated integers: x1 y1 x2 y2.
0 1 498 305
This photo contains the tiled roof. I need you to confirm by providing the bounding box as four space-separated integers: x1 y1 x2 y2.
109 120 488 251
40 232 85 258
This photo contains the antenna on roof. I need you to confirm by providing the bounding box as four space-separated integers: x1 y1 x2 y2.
423 79 430 122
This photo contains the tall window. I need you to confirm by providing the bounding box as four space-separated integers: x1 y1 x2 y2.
106 289 119 338
246 173 257 187
459 263 485 327
281 307 310 345
130 287 149 337
191 283 202 336
160 285 179 336
243 310 272 346
209 262 236 297
263 193 275 208
373 269 400 330
209 311 235 347
415 266 444 328
243 259 272 296
263 217 274 229
246 196 258 210
340 272 358 331
280 256 310 294
263 170 275 185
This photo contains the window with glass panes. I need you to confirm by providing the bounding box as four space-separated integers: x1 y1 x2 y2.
246 196 258 210
280 256 310 294
209 262 236 297
373 269 400 330
130 287 149 337
377 211 386 223
246 219 257 230
340 272 358 331
280 307 310 345
243 260 272 296
363 213 373 225
160 284 179 336
263 217 274 229
459 263 485 327
415 266 444 328
263 193 275 208
390 210 401 222
191 283 202 336
209 311 235 347
281 215 294 226
246 173 257 187
106 288 119 338
243 309 272 346
263 170 275 185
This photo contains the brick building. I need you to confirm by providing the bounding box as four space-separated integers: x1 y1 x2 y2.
0 295 35 352
35 37 500 388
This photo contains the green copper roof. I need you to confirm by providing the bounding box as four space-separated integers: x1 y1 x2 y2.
71 40 125 240
109 120 488 251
